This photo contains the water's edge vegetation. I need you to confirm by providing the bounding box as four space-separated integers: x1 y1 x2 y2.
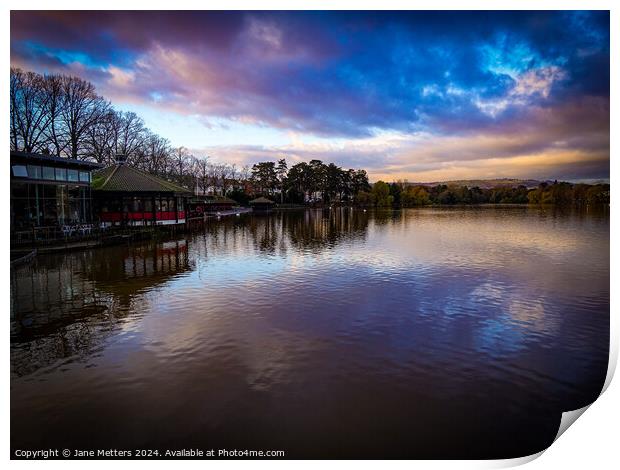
354 180 610 208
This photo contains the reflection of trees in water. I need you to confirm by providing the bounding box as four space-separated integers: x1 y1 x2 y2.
201 214 284 256
246 215 281 255
191 209 371 257
371 208 401 226
527 203 610 223
10 240 193 377
199 218 251 255
282 208 369 252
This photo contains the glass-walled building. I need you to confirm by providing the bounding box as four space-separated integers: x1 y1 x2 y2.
10 151 102 230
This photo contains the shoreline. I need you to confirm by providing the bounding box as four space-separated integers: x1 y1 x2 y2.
10 203 608 259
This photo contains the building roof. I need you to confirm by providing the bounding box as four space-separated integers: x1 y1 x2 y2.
92 164 192 194
11 151 103 169
249 196 275 204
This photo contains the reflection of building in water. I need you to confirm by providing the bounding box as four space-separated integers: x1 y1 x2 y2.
10 239 193 377
11 254 103 335
89 239 192 300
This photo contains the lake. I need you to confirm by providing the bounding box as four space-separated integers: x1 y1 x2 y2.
10 206 610 458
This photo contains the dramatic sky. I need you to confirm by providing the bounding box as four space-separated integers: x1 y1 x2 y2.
10 10 610 182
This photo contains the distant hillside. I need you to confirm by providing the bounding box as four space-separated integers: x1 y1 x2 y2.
404 178 545 189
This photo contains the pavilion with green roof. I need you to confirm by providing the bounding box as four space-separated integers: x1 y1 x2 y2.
249 196 276 211
92 156 192 226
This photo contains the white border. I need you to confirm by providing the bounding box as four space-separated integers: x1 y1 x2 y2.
3 2 616 468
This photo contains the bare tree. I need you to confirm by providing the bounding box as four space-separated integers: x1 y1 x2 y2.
173 147 189 177
85 110 116 164
42 73 67 156
239 165 252 193
214 163 232 196
9 69 20 151
206 162 219 195
229 163 238 192
139 132 171 176
60 75 109 159
185 156 199 194
113 111 147 162
10 68 51 153
195 156 211 195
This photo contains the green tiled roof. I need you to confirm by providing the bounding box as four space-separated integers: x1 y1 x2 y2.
92 164 192 194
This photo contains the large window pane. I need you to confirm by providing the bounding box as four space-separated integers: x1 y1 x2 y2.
27 165 42 179
56 185 68 224
67 169 79 182
79 171 90 182
55 168 67 181
42 166 55 180
81 189 91 222
29 185 42 226
69 198 81 223
132 198 143 212
43 199 57 225
12 165 28 177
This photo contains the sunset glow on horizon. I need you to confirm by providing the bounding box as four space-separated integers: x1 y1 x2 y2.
10 10 610 183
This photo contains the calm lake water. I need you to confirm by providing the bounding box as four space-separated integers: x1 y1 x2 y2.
11 206 609 458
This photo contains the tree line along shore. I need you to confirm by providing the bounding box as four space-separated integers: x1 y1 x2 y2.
356 180 610 208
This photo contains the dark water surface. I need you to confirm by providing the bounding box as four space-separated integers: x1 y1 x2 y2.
11 207 609 458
